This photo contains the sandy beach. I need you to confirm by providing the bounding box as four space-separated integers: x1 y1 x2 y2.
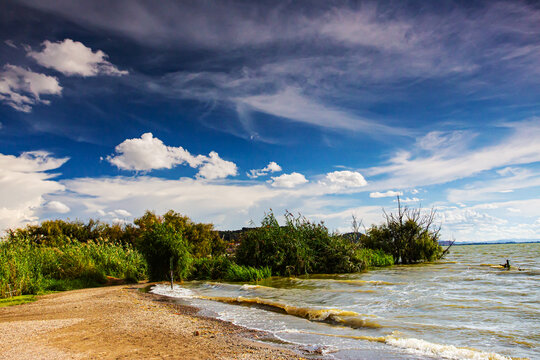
0 284 306 360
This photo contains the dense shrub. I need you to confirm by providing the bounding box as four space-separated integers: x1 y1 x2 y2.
189 256 233 280
136 222 192 281
236 211 366 276
363 198 442 264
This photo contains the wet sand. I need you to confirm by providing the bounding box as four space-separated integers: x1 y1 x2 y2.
0 284 307 359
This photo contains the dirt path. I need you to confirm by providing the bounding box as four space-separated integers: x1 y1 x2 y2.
0 285 305 359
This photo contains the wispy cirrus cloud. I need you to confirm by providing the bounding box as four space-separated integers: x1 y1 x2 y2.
447 167 540 203
20 1 539 138
365 119 540 190
236 87 407 135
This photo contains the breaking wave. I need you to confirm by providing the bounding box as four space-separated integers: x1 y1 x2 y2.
199 295 383 329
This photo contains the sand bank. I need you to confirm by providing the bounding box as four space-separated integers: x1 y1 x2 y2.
0 284 309 359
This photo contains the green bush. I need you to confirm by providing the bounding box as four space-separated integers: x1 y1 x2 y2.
189 256 233 280
236 211 365 276
136 222 192 281
363 199 442 264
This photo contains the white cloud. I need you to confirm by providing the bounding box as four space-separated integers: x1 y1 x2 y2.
436 199 540 242
323 170 367 188
106 133 237 180
237 87 405 135
416 130 471 153
247 161 282 178
270 172 308 188
44 200 70 213
0 64 62 112
196 151 237 180
0 151 68 232
473 203 499 210
53 176 293 229
398 197 420 203
27 39 128 77
447 167 540 203
106 132 203 171
366 120 540 189
114 209 131 217
370 190 403 198
411 189 419 194
4 40 17 49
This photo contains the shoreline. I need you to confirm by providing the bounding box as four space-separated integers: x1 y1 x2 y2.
0 284 318 359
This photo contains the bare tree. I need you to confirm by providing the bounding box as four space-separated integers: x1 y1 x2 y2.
373 195 442 264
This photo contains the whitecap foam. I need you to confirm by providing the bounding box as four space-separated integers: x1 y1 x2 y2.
385 336 514 360
150 283 194 298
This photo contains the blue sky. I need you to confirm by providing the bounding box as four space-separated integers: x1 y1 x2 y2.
1 0 539 242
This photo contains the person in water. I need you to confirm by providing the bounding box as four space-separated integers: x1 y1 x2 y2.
500 259 510 269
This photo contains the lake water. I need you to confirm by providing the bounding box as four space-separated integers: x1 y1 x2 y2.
151 243 539 360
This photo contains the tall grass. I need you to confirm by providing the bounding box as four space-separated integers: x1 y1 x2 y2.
0 240 147 298
224 264 272 282
190 256 272 282
356 248 394 268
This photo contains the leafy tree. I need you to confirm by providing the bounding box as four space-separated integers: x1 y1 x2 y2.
134 210 226 258
363 197 442 264
136 222 192 281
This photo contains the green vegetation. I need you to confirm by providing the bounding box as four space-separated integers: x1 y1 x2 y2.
225 264 272 282
356 248 394 268
235 211 386 276
362 198 443 264
0 295 37 307
6 219 140 247
1 202 444 300
137 222 192 281
189 256 233 280
135 210 226 258
189 256 271 282
0 238 146 298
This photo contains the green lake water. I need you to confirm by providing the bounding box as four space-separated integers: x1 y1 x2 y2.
152 243 539 359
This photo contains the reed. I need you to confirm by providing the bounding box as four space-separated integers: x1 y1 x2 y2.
224 263 272 282
0 240 147 298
